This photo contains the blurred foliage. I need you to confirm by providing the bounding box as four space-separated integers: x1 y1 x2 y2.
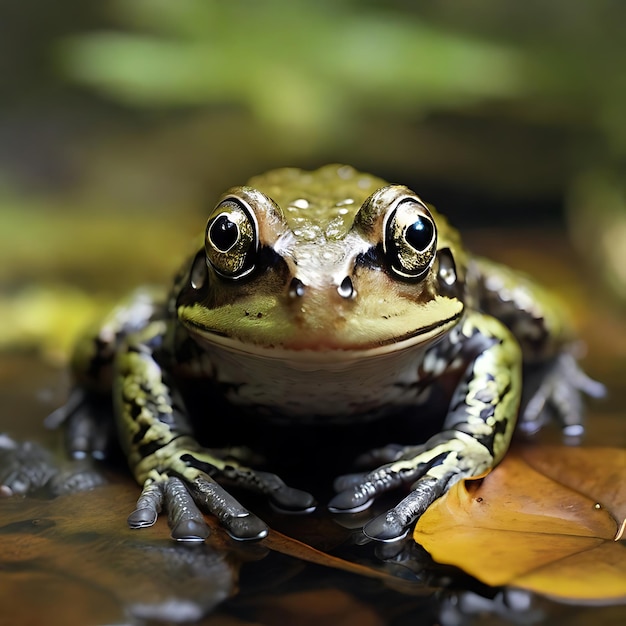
567 171 626 303
0 195 197 359
55 0 626 153
58 0 525 134
0 285 108 364
2 0 625 206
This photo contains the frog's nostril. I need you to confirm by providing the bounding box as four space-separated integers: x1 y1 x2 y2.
288 277 306 299
337 276 355 299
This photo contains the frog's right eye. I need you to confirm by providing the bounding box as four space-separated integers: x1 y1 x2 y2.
205 199 258 279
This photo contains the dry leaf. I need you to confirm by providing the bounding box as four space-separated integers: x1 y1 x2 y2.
413 445 626 602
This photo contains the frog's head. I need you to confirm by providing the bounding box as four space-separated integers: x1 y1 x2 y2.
177 165 467 360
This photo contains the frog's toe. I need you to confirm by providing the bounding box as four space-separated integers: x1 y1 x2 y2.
129 476 212 542
328 492 374 513
363 475 449 542
189 474 269 541
252 470 316 513
328 464 414 513
332 471 370 493
128 505 159 529
128 480 165 529
220 513 269 541
165 477 211 542
269 488 317 514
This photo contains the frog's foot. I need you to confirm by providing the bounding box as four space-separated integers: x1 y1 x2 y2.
520 351 606 439
128 474 238 543
45 388 114 461
329 430 493 542
128 445 316 542
0 434 106 497
0 435 58 496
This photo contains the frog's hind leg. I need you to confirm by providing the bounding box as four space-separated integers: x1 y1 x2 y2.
45 388 115 460
0 434 106 497
47 288 165 461
519 350 606 439
472 257 606 439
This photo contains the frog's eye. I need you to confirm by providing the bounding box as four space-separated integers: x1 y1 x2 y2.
384 200 437 279
205 199 258 279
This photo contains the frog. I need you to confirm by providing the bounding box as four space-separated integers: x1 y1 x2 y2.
9 164 604 543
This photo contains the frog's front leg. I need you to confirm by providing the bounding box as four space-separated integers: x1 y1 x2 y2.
329 312 521 542
115 321 315 542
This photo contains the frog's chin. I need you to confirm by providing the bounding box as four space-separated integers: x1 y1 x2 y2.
184 314 460 365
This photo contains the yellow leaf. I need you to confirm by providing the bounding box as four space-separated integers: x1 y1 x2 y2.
413 445 626 602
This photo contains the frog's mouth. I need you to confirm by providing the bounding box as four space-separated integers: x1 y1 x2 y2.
182 308 462 367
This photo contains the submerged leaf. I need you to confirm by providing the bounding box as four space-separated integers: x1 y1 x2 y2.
413 445 626 602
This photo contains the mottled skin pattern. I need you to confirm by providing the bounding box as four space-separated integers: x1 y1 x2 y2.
37 165 601 543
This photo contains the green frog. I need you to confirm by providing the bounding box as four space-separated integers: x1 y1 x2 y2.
23 165 605 542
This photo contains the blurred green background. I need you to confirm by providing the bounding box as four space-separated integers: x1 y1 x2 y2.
1 0 625 360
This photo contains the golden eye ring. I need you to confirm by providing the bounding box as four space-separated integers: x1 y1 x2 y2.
205 199 258 279
383 199 437 280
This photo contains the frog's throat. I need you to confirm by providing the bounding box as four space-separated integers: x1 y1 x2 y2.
183 311 461 366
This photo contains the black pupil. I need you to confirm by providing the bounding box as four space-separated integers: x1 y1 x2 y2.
405 217 434 251
210 215 239 252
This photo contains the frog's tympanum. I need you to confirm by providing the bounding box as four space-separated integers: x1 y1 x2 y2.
40 165 604 542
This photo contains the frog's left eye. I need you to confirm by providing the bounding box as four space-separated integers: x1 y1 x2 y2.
384 200 437 279
205 199 258 279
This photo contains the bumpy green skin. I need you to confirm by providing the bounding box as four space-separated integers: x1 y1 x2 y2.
61 165 599 543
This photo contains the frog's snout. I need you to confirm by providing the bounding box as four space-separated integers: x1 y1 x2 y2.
287 275 355 302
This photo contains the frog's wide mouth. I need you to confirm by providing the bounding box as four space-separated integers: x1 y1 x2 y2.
182 310 462 366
